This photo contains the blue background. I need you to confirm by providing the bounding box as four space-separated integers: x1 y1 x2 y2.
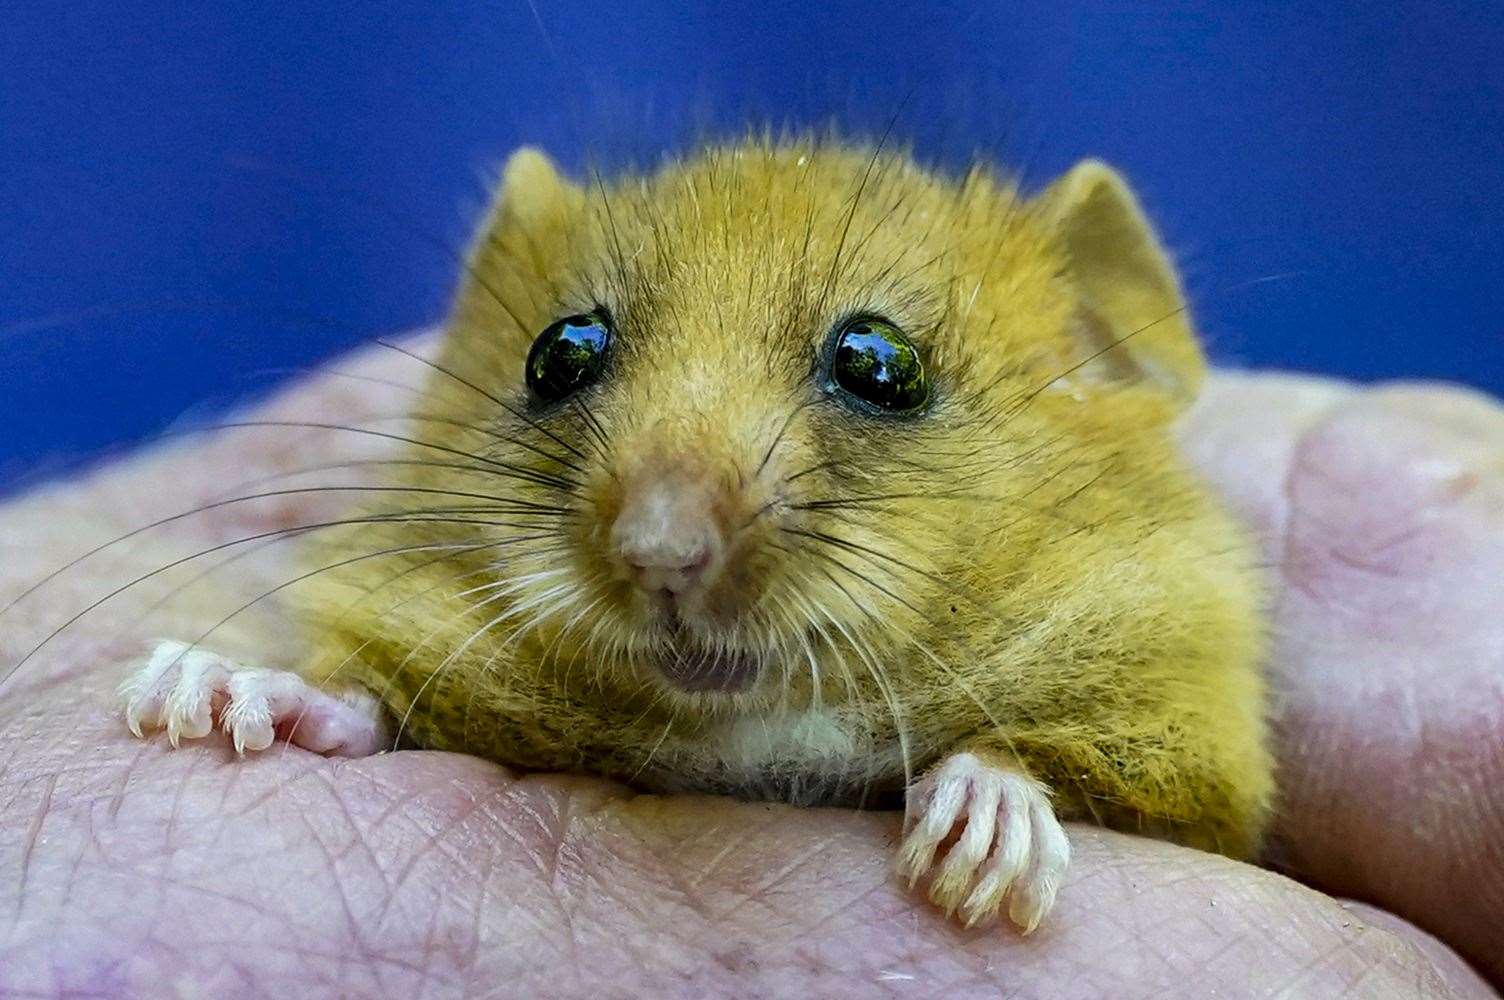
2 2 1501 491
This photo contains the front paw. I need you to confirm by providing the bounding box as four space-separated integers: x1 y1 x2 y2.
118 639 388 756
896 751 1071 933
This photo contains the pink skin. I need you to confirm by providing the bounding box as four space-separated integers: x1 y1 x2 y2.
0 341 1501 998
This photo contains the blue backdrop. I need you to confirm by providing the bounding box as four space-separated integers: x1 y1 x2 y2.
2 2 1501 490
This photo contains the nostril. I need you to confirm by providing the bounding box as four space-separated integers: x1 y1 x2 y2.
620 540 716 597
625 546 711 581
677 549 711 577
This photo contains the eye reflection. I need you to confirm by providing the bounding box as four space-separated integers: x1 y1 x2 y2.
526 313 612 404
827 318 929 413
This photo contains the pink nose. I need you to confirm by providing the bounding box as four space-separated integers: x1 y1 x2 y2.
611 471 724 596
623 545 712 594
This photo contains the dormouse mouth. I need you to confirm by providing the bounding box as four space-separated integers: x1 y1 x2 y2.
652 619 762 694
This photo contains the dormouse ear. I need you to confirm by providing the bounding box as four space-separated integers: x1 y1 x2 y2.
1036 160 1205 402
492 146 584 241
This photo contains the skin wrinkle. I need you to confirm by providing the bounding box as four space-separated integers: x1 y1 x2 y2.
836 865 934 940
489 782 594 985
409 891 444 1000
686 835 742 889
793 878 897 943
544 815 587 997
700 812 848 920
288 799 378 993
362 789 486 937
1267 936 1384 1000
595 899 706 997
308 773 390 873
11 772 56 922
1 350 1501 996
726 830 838 907
579 881 714 996
153 890 440 986
614 807 844 984
474 785 559 878
463 814 500 974
60 791 103 915
1348 901 1493 1000
1288 413 1493 636
224 753 336 822
618 812 724 926
1081 872 1184 982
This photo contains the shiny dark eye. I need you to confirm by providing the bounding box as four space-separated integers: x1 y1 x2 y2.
526 313 612 404
824 317 929 414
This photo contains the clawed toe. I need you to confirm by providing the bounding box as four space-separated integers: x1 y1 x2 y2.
118 639 387 758
898 751 1070 933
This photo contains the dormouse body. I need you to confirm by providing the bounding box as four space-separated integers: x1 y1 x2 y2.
121 136 1273 932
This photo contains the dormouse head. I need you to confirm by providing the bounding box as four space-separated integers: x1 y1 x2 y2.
436 138 1204 706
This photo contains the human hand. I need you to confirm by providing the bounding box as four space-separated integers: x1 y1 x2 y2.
1 343 1497 998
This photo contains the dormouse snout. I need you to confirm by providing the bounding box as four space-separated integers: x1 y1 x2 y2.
610 465 728 598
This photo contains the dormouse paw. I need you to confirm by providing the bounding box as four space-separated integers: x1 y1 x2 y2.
118 639 388 757
896 751 1071 934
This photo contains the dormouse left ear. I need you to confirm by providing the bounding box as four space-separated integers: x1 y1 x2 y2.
474 147 586 276
495 147 584 235
1036 160 1205 403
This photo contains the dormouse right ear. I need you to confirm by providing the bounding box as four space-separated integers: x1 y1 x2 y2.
486 147 584 254
1036 160 1205 404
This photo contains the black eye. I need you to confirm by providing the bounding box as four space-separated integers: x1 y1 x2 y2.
526 313 612 404
824 317 929 414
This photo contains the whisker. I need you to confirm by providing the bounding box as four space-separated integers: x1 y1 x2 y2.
203 420 580 493
568 395 614 468
754 397 817 480
800 564 915 796
391 574 584 750
0 483 576 623
223 457 542 496
371 338 593 471
278 542 523 756
808 554 1025 770
816 102 910 313
312 540 573 727
2 508 555 689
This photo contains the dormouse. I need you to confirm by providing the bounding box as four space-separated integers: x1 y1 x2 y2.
121 137 1273 932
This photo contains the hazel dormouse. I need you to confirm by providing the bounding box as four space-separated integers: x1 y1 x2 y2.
120 137 1274 933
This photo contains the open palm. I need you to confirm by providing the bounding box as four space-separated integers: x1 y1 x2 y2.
1 341 1499 998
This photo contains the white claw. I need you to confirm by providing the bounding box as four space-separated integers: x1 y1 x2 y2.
897 751 1070 933
162 650 229 746
117 639 388 758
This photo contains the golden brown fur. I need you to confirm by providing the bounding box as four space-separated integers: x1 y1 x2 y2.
293 135 1273 858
